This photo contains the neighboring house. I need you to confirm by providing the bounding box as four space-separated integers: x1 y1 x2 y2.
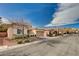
36 29 49 37
28 28 37 37
29 28 49 37
0 17 32 39
7 22 32 39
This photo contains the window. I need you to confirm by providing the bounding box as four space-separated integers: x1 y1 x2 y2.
17 29 22 34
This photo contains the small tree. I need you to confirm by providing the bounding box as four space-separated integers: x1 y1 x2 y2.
0 24 8 32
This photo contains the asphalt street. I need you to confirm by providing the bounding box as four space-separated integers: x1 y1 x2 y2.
0 34 79 56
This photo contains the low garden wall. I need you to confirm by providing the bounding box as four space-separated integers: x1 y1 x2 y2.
0 32 7 37
0 38 17 46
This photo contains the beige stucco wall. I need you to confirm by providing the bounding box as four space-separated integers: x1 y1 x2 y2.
32 29 36 35
7 27 13 39
12 25 28 35
44 31 49 37
28 29 37 35
24 27 27 35
36 31 44 37
12 25 23 35
7 25 28 39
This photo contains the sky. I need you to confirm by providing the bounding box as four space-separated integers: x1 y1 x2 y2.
0 3 79 28
0 3 58 27
45 3 79 28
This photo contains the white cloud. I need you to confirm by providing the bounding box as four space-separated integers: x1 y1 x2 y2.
45 3 79 27
0 17 11 24
45 24 53 27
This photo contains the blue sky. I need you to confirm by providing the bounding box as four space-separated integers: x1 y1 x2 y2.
0 3 58 27
0 3 79 28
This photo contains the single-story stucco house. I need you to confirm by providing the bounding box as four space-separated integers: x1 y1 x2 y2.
0 17 32 46
29 28 49 37
0 17 32 39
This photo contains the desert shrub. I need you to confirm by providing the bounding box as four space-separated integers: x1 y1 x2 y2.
17 40 23 44
0 27 7 32
24 39 30 43
0 24 8 32
14 35 28 39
